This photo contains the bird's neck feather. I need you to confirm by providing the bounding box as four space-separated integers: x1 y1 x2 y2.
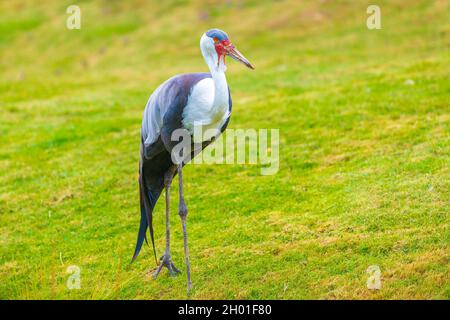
204 52 229 111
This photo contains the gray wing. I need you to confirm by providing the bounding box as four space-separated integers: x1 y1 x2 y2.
141 73 212 158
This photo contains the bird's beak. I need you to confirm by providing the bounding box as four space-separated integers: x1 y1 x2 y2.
226 45 254 70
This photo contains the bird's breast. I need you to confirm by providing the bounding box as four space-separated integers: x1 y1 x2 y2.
182 78 229 142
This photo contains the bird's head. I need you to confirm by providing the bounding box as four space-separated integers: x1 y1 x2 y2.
200 28 254 71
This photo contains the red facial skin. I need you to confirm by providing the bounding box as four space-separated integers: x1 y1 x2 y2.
214 39 233 65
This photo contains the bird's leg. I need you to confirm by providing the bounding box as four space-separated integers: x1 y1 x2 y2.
153 166 180 278
178 164 193 291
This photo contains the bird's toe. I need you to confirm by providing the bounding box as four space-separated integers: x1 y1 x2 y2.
153 253 181 278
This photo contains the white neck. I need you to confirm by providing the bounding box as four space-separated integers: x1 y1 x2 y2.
202 46 229 111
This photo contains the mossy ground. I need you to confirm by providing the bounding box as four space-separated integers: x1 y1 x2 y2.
0 0 448 299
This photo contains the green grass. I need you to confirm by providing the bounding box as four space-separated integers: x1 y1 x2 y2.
0 0 449 299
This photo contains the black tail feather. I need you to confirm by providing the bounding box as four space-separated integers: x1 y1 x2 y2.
131 173 162 264
131 181 152 263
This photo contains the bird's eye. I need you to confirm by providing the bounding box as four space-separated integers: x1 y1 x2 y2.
213 37 219 43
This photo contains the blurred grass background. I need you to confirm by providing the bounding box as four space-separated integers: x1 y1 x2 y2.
0 0 449 299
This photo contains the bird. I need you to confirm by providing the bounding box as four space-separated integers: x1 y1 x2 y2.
131 28 254 291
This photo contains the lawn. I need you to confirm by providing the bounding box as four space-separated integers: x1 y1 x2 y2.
0 0 448 299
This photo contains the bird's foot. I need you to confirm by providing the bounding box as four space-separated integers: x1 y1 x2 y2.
153 253 181 279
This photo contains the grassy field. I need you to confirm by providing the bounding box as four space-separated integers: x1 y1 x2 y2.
0 0 449 299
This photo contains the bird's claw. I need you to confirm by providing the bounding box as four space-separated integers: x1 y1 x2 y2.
153 253 181 278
